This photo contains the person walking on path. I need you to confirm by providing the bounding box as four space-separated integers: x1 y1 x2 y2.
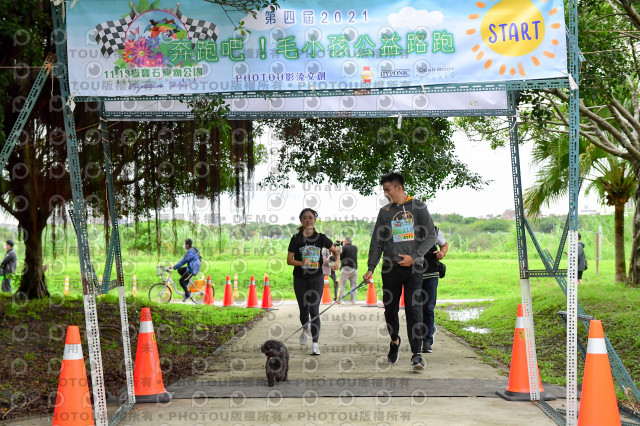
169 238 202 302
287 208 341 355
578 232 587 285
339 237 358 304
420 226 448 353
0 240 17 293
363 172 436 373
322 247 339 301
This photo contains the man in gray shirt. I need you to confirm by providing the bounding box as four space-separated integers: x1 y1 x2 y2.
1 240 17 293
364 172 436 372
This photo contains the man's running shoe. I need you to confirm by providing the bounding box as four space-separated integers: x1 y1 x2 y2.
388 336 402 364
411 354 425 372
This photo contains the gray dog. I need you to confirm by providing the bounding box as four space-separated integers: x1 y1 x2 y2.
260 340 289 387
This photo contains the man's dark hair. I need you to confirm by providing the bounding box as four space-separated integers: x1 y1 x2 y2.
185 238 193 248
578 233 581 240
5 240 13 247
380 172 405 188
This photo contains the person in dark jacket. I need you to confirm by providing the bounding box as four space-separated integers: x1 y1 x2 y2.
170 238 202 302
419 227 448 353
0 240 17 293
364 172 436 373
338 237 358 303
578 233 587 285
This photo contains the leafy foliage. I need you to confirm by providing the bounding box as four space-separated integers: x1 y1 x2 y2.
0 1 264 298
263 117 487 199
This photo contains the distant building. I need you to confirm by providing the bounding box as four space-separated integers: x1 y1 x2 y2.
502 209 515 220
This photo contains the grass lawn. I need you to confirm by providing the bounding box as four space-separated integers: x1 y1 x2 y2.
41 254 551 301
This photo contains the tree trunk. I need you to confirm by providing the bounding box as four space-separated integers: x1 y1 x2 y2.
614 202 627 283
16 223 49 299
629 175 640 287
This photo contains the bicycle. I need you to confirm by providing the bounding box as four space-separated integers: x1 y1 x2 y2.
148 266 209 304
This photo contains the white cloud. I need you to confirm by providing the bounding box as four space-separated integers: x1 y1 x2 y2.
388 7 443 30
243 8 297 30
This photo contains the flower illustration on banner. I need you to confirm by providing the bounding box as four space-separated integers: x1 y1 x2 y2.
466 0 563 77
98 2 218 71
123 38 159 67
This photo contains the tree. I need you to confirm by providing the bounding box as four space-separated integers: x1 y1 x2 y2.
264 117 487 199
523 134 635 282
0 1 269 299
458 0 640 286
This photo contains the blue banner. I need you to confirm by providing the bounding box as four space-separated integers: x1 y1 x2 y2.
66 0 568 97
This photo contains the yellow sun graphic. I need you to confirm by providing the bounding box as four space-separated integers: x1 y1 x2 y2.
466 0 562 77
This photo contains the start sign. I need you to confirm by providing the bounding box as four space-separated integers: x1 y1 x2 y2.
65 0 568 97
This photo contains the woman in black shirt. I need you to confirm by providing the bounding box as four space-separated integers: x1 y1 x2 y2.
287 208 340 355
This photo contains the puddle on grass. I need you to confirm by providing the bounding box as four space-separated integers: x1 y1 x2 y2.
446 307 484 321
463 326 491 334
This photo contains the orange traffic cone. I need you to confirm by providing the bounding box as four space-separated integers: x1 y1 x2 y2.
261 275 273 309
246 275 259 308
321 275 332 304
399 285 405 308
496 304 555 401
133 308 172 403
52 325 94 426
204 275 214 305
365 277 378 307
578 320 621 425
223 275 234 307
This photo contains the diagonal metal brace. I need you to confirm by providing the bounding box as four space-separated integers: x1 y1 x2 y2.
0 53 55 173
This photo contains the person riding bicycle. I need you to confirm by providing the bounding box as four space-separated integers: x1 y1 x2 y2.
169 238 202 302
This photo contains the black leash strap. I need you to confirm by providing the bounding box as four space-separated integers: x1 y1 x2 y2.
282 279 369 343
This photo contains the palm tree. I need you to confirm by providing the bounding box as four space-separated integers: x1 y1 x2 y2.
524 136 636 283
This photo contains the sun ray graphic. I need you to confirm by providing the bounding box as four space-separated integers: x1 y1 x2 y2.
466 0 563 78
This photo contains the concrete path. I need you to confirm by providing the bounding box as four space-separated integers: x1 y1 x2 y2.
9 303 564 425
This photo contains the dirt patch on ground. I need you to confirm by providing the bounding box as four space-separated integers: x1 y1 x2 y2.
0 297 263 421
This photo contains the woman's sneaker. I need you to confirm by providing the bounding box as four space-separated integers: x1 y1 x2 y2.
311 342 321 355
388 336 402 363
300 328 309 346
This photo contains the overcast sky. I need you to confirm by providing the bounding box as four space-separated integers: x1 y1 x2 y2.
0 129 607 227
213 130 606 225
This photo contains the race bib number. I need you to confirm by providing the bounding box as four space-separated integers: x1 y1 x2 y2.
300 245 321 270
392 218 415 243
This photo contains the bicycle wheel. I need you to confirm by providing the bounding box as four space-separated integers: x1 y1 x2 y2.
191 290 205 304
149 283 172 303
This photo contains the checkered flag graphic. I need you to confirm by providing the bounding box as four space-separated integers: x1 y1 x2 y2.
94 7 139 57
175 3 218 42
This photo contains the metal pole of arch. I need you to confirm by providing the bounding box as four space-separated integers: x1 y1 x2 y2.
51 3 108 424
508 91 541 402
566 0 580 422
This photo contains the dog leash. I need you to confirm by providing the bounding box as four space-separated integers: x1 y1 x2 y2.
282 279 368 343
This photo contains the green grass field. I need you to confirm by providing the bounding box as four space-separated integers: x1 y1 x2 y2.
6 213 639 393
43 254 617 302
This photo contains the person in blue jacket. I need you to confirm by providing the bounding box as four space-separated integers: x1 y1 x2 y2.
170 238 201 302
